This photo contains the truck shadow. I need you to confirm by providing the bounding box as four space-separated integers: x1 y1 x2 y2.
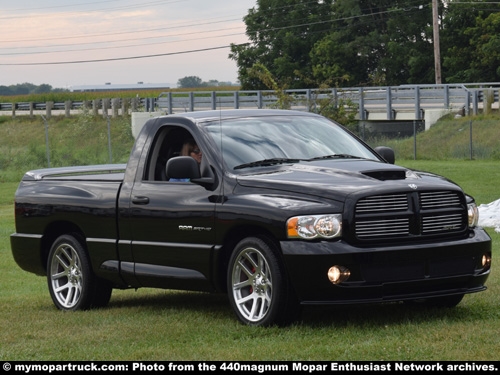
106 289 485 328
297 302 482 328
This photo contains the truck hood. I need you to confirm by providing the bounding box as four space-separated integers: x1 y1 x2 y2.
235 159 460 202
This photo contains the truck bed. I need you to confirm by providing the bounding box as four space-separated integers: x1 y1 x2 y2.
22 164 127 182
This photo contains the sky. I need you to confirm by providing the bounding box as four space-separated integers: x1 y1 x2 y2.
0 0 257 89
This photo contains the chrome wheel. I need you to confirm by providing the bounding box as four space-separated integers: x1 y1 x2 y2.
49 242 83 309
227 237 300 326
47 234 112 311
231 247 273 323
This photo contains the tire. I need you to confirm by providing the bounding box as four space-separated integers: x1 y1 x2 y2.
47 234 112 311
227 236 299 327
405 294 465 308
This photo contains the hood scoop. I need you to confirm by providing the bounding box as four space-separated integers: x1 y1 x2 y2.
361 169 406 181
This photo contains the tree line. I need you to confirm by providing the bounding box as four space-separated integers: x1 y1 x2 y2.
0 83 69 96
176 76 235 88
229 0 500 90
0 79 235 96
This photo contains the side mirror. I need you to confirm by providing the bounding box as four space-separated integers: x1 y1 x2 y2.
166 156 201 180
374 146 395 164
166 156 217 190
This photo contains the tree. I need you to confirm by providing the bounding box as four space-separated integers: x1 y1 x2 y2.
0 83 69 96
177 76 204 88
11 83 35 95
233 0 500 88
0 86 13 95
0 82 41 96
382 3 435 85
310 0 438 86
314 0 391 86
442 1 500 82
247 63 293 109
205 79 220 87
230 0 334 90
34 84 53 94
233 0 443 88
469 13 500 81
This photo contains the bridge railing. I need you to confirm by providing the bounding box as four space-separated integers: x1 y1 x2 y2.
1 83 498 120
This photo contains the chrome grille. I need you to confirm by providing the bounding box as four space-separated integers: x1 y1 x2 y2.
354 191 466 241
422 214 464 234
356 194 408 212
420 191 461 209
356 218 409 238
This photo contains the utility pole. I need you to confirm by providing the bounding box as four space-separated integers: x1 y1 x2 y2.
432 0 442 84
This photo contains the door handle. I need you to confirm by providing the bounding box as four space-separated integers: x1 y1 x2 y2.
132 196 150 205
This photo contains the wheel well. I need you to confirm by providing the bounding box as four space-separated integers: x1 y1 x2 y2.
213 225 281 293
41 221 86 272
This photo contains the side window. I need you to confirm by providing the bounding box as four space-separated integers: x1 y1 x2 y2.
143 126 193 182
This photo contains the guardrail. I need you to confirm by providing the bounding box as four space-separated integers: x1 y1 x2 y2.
1 83 498 120
155 84 499 119
0 98 141 118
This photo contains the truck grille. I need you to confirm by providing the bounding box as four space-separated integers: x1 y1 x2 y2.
354 191 467 241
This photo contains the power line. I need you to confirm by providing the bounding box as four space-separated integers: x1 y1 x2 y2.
1 0 418 46
0 28 244 56
0 0 181 20
3 0 494 66
1 16 243 44
0 5 425 58
6 0 123 12
0 19 244 47
1 31 243 55
0 45 243 66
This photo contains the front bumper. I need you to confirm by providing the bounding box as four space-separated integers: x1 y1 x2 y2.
280 228 491 304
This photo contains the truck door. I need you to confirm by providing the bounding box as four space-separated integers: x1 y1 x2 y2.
121 125 219 291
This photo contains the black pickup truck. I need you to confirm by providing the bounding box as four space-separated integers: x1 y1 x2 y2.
11 109 491 326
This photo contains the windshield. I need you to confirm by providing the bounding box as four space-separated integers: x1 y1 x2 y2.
204 115 380 171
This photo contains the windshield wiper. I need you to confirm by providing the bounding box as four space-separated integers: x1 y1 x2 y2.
234 158 302 170
308 154 364 161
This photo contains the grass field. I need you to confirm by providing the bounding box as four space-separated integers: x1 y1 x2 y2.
0 161 498 361
0 113 499 361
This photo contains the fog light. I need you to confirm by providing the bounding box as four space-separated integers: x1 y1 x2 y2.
482 254 492 269
327 266 350 284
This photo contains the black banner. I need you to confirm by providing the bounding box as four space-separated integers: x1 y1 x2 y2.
1 361 499 374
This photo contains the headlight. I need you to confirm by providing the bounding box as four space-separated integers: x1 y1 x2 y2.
287 214 342 239
468 202 479 228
